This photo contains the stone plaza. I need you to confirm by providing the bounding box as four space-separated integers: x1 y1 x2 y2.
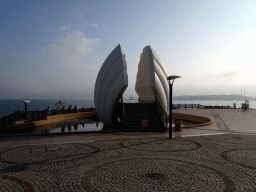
1 109 256 191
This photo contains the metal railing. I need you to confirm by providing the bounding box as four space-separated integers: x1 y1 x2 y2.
173 104 202 109
1 110 47 126
1 107 96 127
172 104 233 109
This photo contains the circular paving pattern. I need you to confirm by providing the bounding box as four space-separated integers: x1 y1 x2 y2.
202 134 256 145
0 143 99 165
119 138 201 152
0 175 35 192
114 132 163 136
221 149 256 169
81 158 235 192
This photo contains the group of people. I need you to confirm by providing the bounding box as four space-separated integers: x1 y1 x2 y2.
233 101 249 110
241 101 249 110
46 105 86 116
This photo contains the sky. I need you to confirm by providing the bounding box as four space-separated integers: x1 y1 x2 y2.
1 0 256 99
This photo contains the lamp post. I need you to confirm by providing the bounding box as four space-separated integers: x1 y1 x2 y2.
23 100 30 120
167 75 181 139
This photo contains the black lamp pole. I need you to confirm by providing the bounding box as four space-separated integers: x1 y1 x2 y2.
169 82 173 139
167 76 181 139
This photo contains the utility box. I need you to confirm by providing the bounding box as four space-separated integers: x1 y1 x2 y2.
175 118 182 131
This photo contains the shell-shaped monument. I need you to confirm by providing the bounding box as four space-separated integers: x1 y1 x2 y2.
94 44 128 127
135 45 169 114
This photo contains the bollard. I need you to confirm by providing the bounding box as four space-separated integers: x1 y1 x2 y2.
185 104 186 109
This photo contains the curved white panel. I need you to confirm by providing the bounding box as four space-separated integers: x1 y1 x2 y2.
105 72 128 124
135 46 155 101
135 46 169 113
94 44 128 126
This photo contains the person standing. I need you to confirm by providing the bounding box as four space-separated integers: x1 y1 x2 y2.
74 105 77 113
233 103 236 110
61 106 64 114
68 105 72 113
46 106 50 116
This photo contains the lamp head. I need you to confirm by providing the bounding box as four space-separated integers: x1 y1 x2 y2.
167 75 182 81
23 100 30 103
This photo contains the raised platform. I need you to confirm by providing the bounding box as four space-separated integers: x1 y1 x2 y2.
1 112 97 134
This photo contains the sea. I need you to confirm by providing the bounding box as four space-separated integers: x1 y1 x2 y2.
1 99 255 118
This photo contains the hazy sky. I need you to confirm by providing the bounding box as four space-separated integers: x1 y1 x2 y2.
1 0 256 99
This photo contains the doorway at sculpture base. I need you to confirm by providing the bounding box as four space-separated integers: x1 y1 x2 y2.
123 103 166 131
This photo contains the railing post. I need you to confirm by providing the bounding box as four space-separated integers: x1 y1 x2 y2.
3 115 5 126
44 110 47 119
14 111 16 121
192 104 193 109
11 114 13 124
228 105 229 109
185 104 186 109
198 104 199 109
17 110 19 121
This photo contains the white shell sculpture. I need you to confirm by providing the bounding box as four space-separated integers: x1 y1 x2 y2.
135 45 169 114
94 44 128 126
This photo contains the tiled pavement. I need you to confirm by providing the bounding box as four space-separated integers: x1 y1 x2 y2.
1 109 256 191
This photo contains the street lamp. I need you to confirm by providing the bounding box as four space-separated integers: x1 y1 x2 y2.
23 100 30 120
167 75 181 139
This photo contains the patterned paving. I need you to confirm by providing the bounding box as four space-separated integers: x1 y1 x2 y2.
119 138 201 152
210 109 230 132
1 133 256 191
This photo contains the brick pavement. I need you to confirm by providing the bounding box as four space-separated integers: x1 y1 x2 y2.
1 133 256 191
0 109 256 191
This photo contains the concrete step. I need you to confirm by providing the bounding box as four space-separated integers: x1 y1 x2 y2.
125 113 159 118
124 104 156 110
125 118 162 123
123 128 166 132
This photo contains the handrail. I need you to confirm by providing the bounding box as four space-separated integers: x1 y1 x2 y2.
1 107 96 127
